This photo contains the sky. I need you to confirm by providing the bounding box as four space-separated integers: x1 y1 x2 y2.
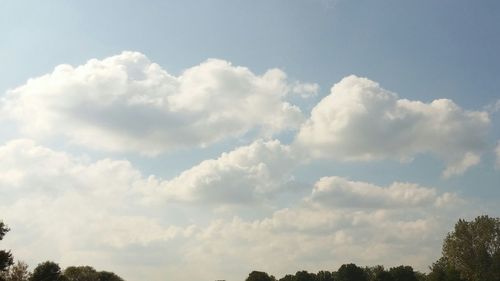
0 1 499 281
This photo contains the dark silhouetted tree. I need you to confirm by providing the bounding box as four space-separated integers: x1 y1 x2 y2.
278 274 296 281
364 266 385 281
336 264 367 281
96 271 124 281
442 215 500 281
0 222 14 279
246 271 273 281
374 271 393 281
388 266 417 281
295 271 315 281
30 261 62 281
316 271 334 281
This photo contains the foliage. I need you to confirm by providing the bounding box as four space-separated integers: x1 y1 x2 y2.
442 215 500 281
316 271 334 281
30 261 62 281
0 222 14 279
3 261 31 281
96 271 124 281
64 266 99 281
246 271 275 281
336 263 368 281
388 266 417 281
278 274 296 281
427 257 465 281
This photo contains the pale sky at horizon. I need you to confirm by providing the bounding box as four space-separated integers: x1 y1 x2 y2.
0 1 499 281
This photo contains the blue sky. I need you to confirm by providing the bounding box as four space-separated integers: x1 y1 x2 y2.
0 1 499 281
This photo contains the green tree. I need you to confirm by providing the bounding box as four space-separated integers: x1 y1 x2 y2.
427 257 465 281
246 271 273 281
336 264 367 281
30 261 62 281
278 274 296 281
96 271 124 281
4 261 31 281
63 266 98 281
388 266 417 281
316 270 334 281
374 272 394 281
442 215 500 281
0 222 14 278
295 271 315 281
364 266 385 281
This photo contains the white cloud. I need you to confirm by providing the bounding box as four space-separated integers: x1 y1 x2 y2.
306 176 448 209
159 139 296 205
295 75 490 176
0 139 200 279
0 139 475 281
1 52 306 155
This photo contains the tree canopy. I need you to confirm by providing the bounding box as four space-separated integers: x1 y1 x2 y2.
0 222 13 279
30 261 62 281
442 215 500 281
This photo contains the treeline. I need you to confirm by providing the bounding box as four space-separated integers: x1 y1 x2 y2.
246 264 427 281
245 215 500 281
0 222 124 281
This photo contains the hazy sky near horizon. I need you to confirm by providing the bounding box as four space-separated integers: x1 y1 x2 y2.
1 1 499 281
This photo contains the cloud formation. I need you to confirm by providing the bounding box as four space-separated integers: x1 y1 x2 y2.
0 138 477 281
295 75 490 177
306 176 457 209
1 52 311 155
161 139 295 205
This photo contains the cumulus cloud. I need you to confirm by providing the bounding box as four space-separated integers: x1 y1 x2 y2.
306 176 455 209
0 139 473 281
0 139 200 278
1 52 308 155
295 75 490 177
156 139 296 205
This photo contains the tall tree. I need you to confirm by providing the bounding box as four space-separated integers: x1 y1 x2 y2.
442 215 500 281
0 222 14 280
30 261 62 281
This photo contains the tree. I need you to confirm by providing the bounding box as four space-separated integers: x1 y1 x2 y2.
4 261 31 281
30 261 62 281
0 222 14 277
246 271 273 281
96 271 124 281
294 271 315 281
427 257 465 281
316 270 334 281
64 266 98 281
442 215 500 281
336 264 367 281
278 274 296 281
374 272 393 281
388 266 417 281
